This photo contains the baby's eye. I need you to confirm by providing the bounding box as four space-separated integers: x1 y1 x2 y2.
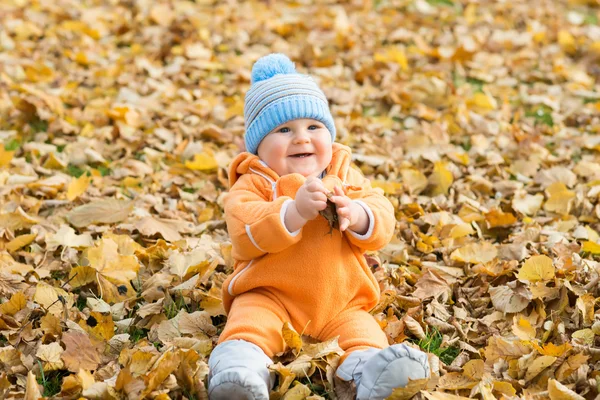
308 125 319 130
278 127 291 133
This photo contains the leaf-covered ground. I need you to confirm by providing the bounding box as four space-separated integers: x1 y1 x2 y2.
1 0 600 399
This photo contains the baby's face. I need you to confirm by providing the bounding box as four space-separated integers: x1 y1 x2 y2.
257 118 332 179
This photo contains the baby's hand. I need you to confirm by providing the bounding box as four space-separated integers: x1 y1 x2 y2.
294 177 328 221
330 186 367 232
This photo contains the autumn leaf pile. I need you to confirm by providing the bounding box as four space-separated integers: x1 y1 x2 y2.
1 0 600 398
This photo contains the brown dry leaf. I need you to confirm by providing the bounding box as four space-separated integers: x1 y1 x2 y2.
141 350 182 397
61 331 101 372
488 283 531 313
385 378 428 400
178 311 217 337
66 199 133 228
548 379 585 400
421 392 471 400
302 336 344 358
135 216 184 242
412 270 451 300
438 372 478 390
484 336 531 364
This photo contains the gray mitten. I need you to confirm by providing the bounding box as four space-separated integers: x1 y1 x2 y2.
208 340 275 400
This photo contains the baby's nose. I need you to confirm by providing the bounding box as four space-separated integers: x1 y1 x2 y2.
293 135 310 144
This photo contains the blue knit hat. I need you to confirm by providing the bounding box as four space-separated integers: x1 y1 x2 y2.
244 53 336 155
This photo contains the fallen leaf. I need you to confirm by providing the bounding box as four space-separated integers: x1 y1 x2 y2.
548 378 585 400
66 199 133 228
36 342 65 371
67 173 91 201
517 255 555 283
25 370 42 400
451 242 498 264
61 331 101 372
283 322 303 354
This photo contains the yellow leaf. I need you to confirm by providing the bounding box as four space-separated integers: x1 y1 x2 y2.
401 168 428 195
558 30 577 54
34 282 74 316
462 359 484 381
428 162 454 196
374 46 409 71
512 316 536 341
544 182 575 215
572 328 594 346
0 147 14 168
67 174 91 201
466 92 497 111
282 322 303 354
422 392 471 400
492 380 516 396
0 292 27 316
79 311 114 341
582 241 600 254
185 152 218 171
372 180 403 195
68 266 96 289
449 224 474 239
36 342 65 371
531 342 572 357
525 355 557 381
385 378 429 399
450 242 497 264
42 152 67 170
24 371 42 400
485 209 517 228
6 234 36 252
576 294 595 326
282 382 312 400
141 350 181 397
517 255 555 282
548 378 585 400
556 353 589 381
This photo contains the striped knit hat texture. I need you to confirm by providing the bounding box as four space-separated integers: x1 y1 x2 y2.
244 53 336 155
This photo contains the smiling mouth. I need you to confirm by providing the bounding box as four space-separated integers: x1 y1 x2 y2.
289 153 314 158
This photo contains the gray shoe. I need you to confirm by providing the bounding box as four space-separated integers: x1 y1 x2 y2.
355 344 430 400
208 340 274 400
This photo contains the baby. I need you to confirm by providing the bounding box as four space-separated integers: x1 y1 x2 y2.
208 54 430 400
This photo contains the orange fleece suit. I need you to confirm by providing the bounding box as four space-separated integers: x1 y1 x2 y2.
219 143 395 360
